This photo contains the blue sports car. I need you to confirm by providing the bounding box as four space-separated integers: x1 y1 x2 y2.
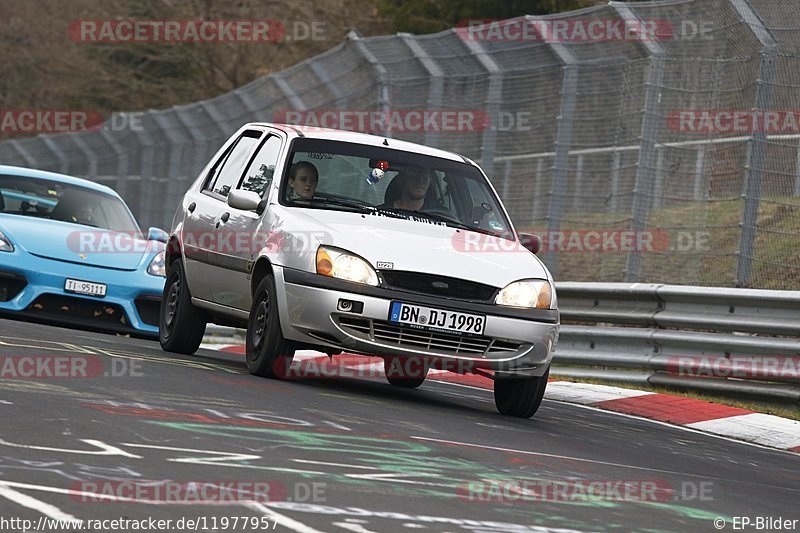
0 165 166 338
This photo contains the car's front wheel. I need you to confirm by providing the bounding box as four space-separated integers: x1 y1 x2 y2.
159 259 207 354
493 366 550 418
246 275 294 378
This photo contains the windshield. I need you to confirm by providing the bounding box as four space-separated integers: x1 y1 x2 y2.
280 139 514 238
0 175 139 233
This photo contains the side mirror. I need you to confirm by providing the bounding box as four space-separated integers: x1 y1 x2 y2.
518 232 542 255
147 227 169 243
228 189 262 211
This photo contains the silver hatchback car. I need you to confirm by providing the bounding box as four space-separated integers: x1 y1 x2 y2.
160 123 559 417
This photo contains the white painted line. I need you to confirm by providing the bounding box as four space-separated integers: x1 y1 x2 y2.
687 413 800 450
0 438 141 458
244 502 326 533
333 521 381 533
545 381 654 404
0 484 80 522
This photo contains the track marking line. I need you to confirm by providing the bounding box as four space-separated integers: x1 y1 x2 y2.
0 484 80 522
0 438 141 458
245 502 327 533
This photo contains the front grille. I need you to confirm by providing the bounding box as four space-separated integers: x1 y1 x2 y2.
379 270 499 302
26 294 129 326
338 316 524 358
134 295 161 326
0 272 27 302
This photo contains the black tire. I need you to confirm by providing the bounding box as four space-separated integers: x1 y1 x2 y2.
384 356 427 389
246 275 294 378
494 366 550 418
159 259 207 354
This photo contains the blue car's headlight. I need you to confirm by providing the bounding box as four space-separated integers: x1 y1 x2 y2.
0 231 13 252
147 250 166 277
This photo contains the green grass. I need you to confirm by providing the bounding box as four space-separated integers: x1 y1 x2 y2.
544 196 800 289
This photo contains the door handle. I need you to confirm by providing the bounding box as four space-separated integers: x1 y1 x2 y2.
215 212 230 228
187 202 196 213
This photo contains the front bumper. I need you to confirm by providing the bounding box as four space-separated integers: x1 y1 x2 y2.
275 267 559 377
0 251 164 338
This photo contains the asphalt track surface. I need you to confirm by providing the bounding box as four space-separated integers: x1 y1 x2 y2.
0 318 798 533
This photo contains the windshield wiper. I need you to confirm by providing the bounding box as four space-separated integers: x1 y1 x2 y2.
304 198 408 219
378 207 498 235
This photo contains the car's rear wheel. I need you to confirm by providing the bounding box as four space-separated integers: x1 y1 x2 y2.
159 259 207 354
493 366 549 418
384 356 427 389
246 275 294 378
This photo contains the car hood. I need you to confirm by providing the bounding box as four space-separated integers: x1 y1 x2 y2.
272 207 550 288
0 214 158 270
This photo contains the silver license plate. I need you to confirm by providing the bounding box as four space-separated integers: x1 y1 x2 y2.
389 301 486 335
64 279 107 297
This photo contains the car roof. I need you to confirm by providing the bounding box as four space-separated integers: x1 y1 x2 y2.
249 123 471 164
0 165 120 197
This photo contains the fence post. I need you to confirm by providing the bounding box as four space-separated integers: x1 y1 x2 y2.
347 31 391 137
459 31 503 178
309 60 346 105
6 140 37 168
730 0 777 287
612 2 667 283
401 33 444 147
535 22 579 274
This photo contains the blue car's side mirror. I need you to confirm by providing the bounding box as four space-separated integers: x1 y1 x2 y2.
147 227 169 243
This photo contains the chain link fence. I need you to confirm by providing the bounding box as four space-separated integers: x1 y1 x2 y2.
1 0 798 289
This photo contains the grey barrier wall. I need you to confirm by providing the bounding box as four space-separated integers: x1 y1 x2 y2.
1 0 799 290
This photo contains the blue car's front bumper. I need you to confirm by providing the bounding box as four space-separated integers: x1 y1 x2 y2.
0 249 164 338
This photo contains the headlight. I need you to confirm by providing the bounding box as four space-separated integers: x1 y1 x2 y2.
495 279 553 309
0 231 13 252
316 246 378 286
147 250 166 277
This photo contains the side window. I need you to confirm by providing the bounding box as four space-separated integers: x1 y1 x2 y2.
240 135 282 197
465 178 507 233
205 130 262 197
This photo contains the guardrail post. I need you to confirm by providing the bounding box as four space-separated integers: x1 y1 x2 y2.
612 2 666 283
730 0 778 287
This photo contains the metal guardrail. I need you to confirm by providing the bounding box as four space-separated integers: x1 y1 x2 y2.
200 283 800 403
554 283 800 403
